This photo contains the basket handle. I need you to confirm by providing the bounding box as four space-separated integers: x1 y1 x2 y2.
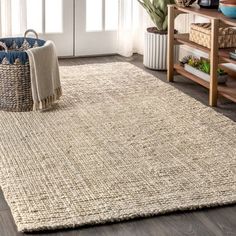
24 29 38 39
0 42 7 52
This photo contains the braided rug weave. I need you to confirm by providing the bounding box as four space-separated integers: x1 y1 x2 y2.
0 63 235 232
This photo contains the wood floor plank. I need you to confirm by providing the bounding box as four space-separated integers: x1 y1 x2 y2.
0 210 23 236
150 212 216 236
194 206 236 236
193 212 225 236
0 189 9 211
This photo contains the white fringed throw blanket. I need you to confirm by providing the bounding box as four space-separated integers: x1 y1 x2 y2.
27 40 62 111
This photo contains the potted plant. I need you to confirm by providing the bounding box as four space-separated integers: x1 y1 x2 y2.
182 56 228 83
138 0 176 70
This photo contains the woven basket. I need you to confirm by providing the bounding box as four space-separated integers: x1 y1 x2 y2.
0 30 45 112
175 0 196 7
190 23 236 49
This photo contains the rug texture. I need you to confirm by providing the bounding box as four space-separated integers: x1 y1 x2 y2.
0 62 235 232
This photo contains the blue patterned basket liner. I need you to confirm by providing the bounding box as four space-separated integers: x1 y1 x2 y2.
0 37 45 65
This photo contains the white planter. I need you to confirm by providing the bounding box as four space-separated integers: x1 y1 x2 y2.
184 64 228 84
144 30 179 70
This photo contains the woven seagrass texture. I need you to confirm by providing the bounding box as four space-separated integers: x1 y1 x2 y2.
174 0 196 7
0 64 33 112
0 63 235 232
190 23 236 48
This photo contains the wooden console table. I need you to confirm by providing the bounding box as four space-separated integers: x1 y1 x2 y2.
167 5 236 106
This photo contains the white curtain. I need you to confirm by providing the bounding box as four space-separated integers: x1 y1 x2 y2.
0 0 12 36
117 0 152 57
0 0 27 37
117 0 195 58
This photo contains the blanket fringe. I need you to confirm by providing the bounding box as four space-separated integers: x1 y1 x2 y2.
33 87 62 111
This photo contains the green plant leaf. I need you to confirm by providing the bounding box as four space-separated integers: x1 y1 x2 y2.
137 0 175 31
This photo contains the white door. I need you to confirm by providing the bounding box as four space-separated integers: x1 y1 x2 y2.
9 0 74 56
41 0 74 56
75 0 119 56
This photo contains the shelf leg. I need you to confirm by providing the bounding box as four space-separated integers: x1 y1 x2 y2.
167 5 175 83
209 18 219 107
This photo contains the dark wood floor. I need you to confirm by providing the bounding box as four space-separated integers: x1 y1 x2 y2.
1 55 236 236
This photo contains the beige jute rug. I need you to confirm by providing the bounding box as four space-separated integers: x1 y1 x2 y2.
0 62 235 232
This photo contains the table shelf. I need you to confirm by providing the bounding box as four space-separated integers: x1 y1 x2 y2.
175 33 236 65
174 64 209 88
174 64 236 103
174 34 210 54
175 7 236 27
168 5 236 106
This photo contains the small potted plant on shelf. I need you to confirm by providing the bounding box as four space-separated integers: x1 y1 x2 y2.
137 0 176 70
181 56 228 83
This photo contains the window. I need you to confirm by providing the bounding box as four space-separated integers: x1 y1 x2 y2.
105 0 118 31
1 0 63 36
86 0 103 32
26 0 43 33
86 0 118 32
45 0 63 33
